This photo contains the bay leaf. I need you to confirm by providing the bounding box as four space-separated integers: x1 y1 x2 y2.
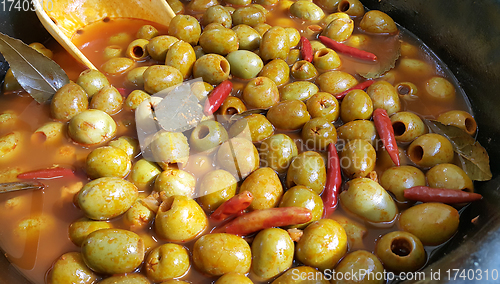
0 32 69 103
425 120 492 181
355 33 401 79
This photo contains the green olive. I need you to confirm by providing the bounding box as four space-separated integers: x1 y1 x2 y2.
217 96 247 117
81 228 144 274
103 45 122 61
437 110 477 135
187 0 219 12
242 77 280 108
366 81 401 115
193 233 251 276
254 23 272 36
68 110 117 146
90 85 123 115
259 134 298 174
306 92 339 122
144 243 190 282
143 65 183 94
272 266 330 284
216 137 259 178
191 81 214 101
76 69 110 98
86 146 131 179
313 48 341 71
203 5 232 28
290 60 319 81
332 250 384 284
125 66 147 89
259 59 290 86
285 27 301 48
2 69 22 92
233 24 261 51
426 163 474 192
101 57 135 75
286 49 301 66
200 27 239 56
229 114 274 142
321 17 354 42
317 71 357 95
337 120 377 146
215 273 253 284
193 54 231 85
50 81 88 122
331 215 367 249
340 139 376 178
267 100 311 130
375 231 426 272
190 120 228 153
260 26 290 62
399 203 460 246
380 166 426 202
168 15 202 45
286 151 326 194
68 217 112 247
136 24 159 40
147 35 179 61
310 40 327 52
407 133 454 168
198 170 237 212
154 169 196 198
340 178 398 223
426 76 457 102
29 42 53 58
337 0 365 17
47 252 98 284
390 111 426 142
123 197 154 230
124 90 150 111
155 195 208 242
398 58 433 78
359 10 398 34
340 90 373 122
150 131 190 168
301 117 337 150
125 39 149 61
240 167 283 210
290 1 325 21
108 136 139 159
315 0 340 11
226 50 264 79
279 185 323 228
252 228 294 280
166 40 196 79
232 6 266 27
296 219 347 270
99 274 151 284
108 32 132 45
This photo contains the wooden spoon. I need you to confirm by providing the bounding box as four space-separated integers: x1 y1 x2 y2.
33 0 176 70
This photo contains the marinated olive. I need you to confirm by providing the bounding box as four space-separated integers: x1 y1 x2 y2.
322 16 354 42
76 69 110 98
426 163 474 192
123 198 154 229
124 90 150 111
187 0 219 12
226 50 263 79
285 27 301 48
242 77 280 108
332 250 384 284
190 120 228 153
216 137 259 178
68 109 117 146
143 65 183 94
200 27 239 56
108 136 139 159
286 151 326 194
203 5 232 28
215 273 253 284
290 1 325 22
390 111 426 142
279 185 323 228
68 217 112 247
2 69 22 92
229 114 274 142
166 40 196 79
154 169 196 198
232 24 261 51
147 35 179 61
103 45 122 61
380 166 426 202
366 80 401 115
340 139 376 178
150 130 190 168
272 266 329 284
254 23 272 36
375 231 426 272
306 92 339 122
144 243 190 282
407 133 454 168
0 132 21 161
437 110 477 135
259 59 290 86
267 100 311 130
47 252 98 284
90 85 123 115
217 96 247 117
337 120 378 147
193 54 231 85
99 274 151 284
191 81 214 101
259 134 298 173
317 71 357 95
240 167 283 210
291 60 319 80
286 49 301 66
168 15 201 45
340 90 374 122
359 10 398 34
301 117 337 150
331 215 367 249
398 58 433 78
137 24 159 40
50 81 88 122
86 146 131 179
313 48 341 71
101 57 135 75
337 0 365 17
125 39 149 61
252 228 294 280
316 0 340 11
260 26 290 62
426 76 456 102
232 6 266 27
198 170 237 212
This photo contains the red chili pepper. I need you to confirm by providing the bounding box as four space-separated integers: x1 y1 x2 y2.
373 108 400 166
404 186 482 203
210 191 254 222
319 36 377 61
116 87 132 97
213 207 312 236
335 80 374 100
203 80 233 116
300 37 313 63
322 143 342 218
17 167 74 180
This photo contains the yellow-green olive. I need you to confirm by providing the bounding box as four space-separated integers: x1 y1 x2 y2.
103 45 122 61
285 27 301 48
0 132 20 161
101 57 135 75
32 121 65 144
286 49 301 66
50 81 88 122
286 151 326 194
279 185 323 228
340 89 374 122
217 96 247 117
380 166 426 202
86 146 131 179
331 215 367 249
366 80 401 115
426 77 456 102
306 92 339 122
252 228 294 280
147 35 179 61
168 15 202 45
254 23 272 36
313 48 341 71
267 100 311 130
229 114 274 142
187 0 219 12
272 266 330 284
321 17 354 42
198 169 237 212
317 71 357 95
242 77 280 109
130 159 162 188
125 39 149 61
337 0 365 17
216 137 259 178
143 65 183 94
260 26 290 62
337 120 377 147
397 58 433 78
166 40 196 79
89 85 123 115
124 90 150 111
99 274 151 284
390 111 426 142
315 0 340 11
108 32 132 45
407 133 454 168
123 197 154 230
136 24 159 40
240 167 283 210
426 163 474 192
301 117 337 150
215 273 253 284
359 10 398 34
144 243 190 282
108 136 139 159
259 59 290 86
233 24 261 51
2 69 22 92
259 134 298 174
375 231 426 272
203 5 232 28
290 1 325 22
193 54 231 85
232 6 266 27
200 27 239 56
68 109 117 146
281 81 319 102
290 60 319 81
47 252 98 284
76 69 110 98
29 42 53 58
332 250 384 284
68 217 112 247
154 169 196 198
190 120 228 153
310 40 327 53
340 139 376 178
437 110 477 135
226 50 264 79
151 131 190 168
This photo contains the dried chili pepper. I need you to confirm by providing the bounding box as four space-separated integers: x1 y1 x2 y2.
335 80 374 100
17 167 74 179
373 108 400 166
319 36 377 61
404 186 482 203
210 191 254 222
322 143 342 218
300 36 313 62
203 80 233 116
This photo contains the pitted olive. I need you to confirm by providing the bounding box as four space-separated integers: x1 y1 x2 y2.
437 110 477 135
200 27 239 56
375 231 426 272
359 10 398 34
286 49 300 66
286 151 326 194
337 0 365 17
217 96 247 117
47 252 98 284
86 146 131 179
240 167 283 210
313 48 341 71
150 130 190 168
68 217 112 247
68 109 117 146
380 166 426 202
290 1 325 21
190 120 228 153
254 23 272 36
426 163 474 192
390 111 426 142
281 81 319 102
166 40 196 79
143 65 183 94
124 90 150 111
89 85 123 115
407 133 454 168
337 120 378 147
317 71 357 95
259 134 298 173
259 59 290 86
136 24 159 40
321 16 354 42
168 15 201 45
76 69 110 98
306 92 339 122
340 90 374 122
232 6 266 27
125 39 149 61
339 139 376 178
252 228 294 280
108 136 139 159
193 54 231 85
154 169 196 198
242 77 280 108
267 100 311 130
229 114 274 142
301 117 337 150
215 273 253 284
103 45 122 61
260 26 290 62
279 185 323 228
147 35 179 61
366 80 401 115
101 57 135 75
291 60 319 81
203 5 232 28
232 24 261 51
144 243 190 282
332 250 384 284
123 198 154 230
216 137 259 178
198 169 237 212
50 81 88 122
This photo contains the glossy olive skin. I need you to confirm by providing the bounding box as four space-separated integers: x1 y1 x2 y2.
233 24 261 51
143 65 183 94
226 50 263 79
313 48 341 71
306 92 339 122
123 197 154 229
124 90 150 111
144 243 190 282
286 151 326 194
359 10 398 34
427 76 458 101
187 0 219 12
215 273 253 284
130 159 161 188
290 1 325 21
259 134 298 173
200 27 239 56
301 117 337 150
203 5 232 28
259 59 290 86
193 233 252 276
216 137 259 178
103 45 122 61
281 81 319 102
279 185 324 229
380 166 426 202
151 131 190 168
77 177 138 220
125 39 149 61
230 114 274 142
390 111 426 142
232 6 266 27
291 60 319 80
68 109 117 146
47 252 98 284
375 231 426 272
252 228 294 280
155 195 208 242
337 120 377 147
90 85 123 115
267 100 311 130
154 169 196 198
101 57 135 75
331 215 367 249
340 178 398 223
168 15 201 45
437 110 477 135
51 81 88 122
322 16 354 42
137 24 159 40
68 217 113 247
286 49 301 66
86 146 132 179
166 40 196 79
260 26 290 62
190 120 228 153
147 35 179 61
407 133 454 168
242 77 280 109
340 139 376 178
217 96 247 117
340 90 374 122
198 170 237 212
426 163 474 192
108 136 139 159
366 81 401 115
296 219 347 270
333 250 384 284
81 228 144 274
317 71 357 95
254 23 272 36
240 167 283 210
99 274 151 284
272 266 330 284
76 69 110 98
193 54 231 85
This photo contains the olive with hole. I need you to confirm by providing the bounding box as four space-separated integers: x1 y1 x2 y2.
229 114 274 142
366 80 401 115
215 273 253 284
47 252 98 284
395 81 418 98
407 133 454 168
272 266 330 284
340 90 373 122
202 5 232 28
313 48 341 70
426 163 474 192
291 60 319 80
259 59 290 86
150 130 190 169
144 243 190 282
240 167 283 210
306 92 339 122
332 250 384 284
279 185 324 228
217 96 247 117
290 1 325 21
337 0 365 17
190 120 228 153
232 6 266 27
168 15 201 45
217 137 260 178
252 228 294 280
340 178 398 223
200 27 239 56
136 24 159 40
437 110 477 135
68 109 117 146
123 198 154 229
147 35 179 61
143 65 183 94
340 139 376 178
166 40 196 79
227 50 264 79
375 231 426 272
359 10 398 34
198 170 237 212
101 57 135 75
68 217 112 247
260 26 290 62
193 233 252 276
76 69 110 98
296 219 348 270
259 134 298 174
77 177 138 221
50 81 88 122
321 16 354 42
99 274 151 284
390 111 426 142
337 120 378 147
242 77 279 108
86 146 131 179
317 71 357 95
286 151 326 194
155 195 208 242
301 117 337 150
81 228 145 274
125 39 149 61
380 166 426 202
267 100 311 130
89 85 123 115
193 54 231 85
154 169 196 198
232 24 261 51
